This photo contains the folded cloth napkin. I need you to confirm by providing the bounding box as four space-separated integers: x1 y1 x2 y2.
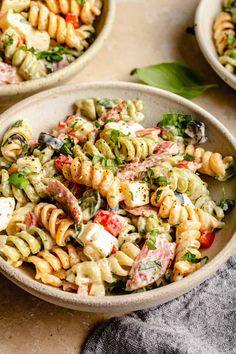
83 256 236 354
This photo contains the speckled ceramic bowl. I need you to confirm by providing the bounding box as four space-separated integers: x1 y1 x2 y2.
0 0 115 106
195 0 236 90
0 81 235 312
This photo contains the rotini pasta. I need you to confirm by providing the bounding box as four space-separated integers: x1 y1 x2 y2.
185 144 234 179
66 242 140 295
151 186 224 230
28 1 82 51
62 159 123 208
34 203 75 246
0 227 54 267
0 0 102 83
28 244 80 287
173 221 202 281
0 99 234 296
213 2 236 75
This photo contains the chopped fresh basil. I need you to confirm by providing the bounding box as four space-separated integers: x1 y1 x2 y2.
37 45 77 63
130 63 216 99
109 129 126 146
95 121 102 128
219 199 235 215
146 230 158 250
159 113 193 136
9 171 29 190
184 153 195 161
155 190 162 203
156 176 167 186
76 0 86 4
98 99 115 109
92 155 123 167
3 34 13 48
59 137 74 156
183 251 208 264
139 260 162 271
227 33 236 46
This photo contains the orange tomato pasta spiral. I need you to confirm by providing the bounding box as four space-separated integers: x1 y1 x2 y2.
28 244 80 287
62 159 122 208
28 1 82 51
213 12 235 55
173 221 202 281
34 203 75 246
185 144 233 178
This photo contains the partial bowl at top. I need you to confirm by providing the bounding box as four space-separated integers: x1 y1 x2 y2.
195 0 236 90
0 81 235 313
0 0 115 106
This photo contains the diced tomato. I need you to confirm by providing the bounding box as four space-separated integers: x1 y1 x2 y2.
200 230 215 248
58 121 68 129
54 154 72 171
99 101 126 124
111 245 118 255
65 13 79 29
25 211 38 228
154 141 178 155
176 161 200 173
94 210 125 237
17 35 25 47
136 128 161 138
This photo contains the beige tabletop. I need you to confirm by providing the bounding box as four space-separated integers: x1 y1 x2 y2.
0 1 235 353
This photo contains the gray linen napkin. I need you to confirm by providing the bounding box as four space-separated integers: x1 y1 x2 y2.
83 256 236 354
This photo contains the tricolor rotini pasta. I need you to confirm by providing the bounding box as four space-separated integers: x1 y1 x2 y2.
0 97 234 296
213 1 236 74
0 0 102 83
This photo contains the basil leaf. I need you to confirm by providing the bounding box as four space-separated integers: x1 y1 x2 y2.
155 190 162 203
183 251 208 264
159 113 193 136
139 260 162 271
184 153 195 161
146 230 158 250
9 171 29 190
130 63 217 99
92 155 123 167
76 0 86 4
98 99 115 109
59 137 74 156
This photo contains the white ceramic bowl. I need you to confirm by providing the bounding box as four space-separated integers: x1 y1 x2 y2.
195 0 236 90
0 0 115 106
0 81 236 313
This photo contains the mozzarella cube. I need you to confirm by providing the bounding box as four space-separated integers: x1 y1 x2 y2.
105 121 137 137
1 0 30 13
0 10 50 51
0 198 15 232
78 223 118 260
122 182 150 208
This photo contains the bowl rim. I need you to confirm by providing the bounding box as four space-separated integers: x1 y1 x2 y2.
0 81 236 311
195 0 236 90
0 0 116 97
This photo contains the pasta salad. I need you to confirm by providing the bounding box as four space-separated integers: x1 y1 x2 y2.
213 0 236 74
0 97 235 296
0 0 102 84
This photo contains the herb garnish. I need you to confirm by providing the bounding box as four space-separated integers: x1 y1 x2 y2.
227 33 236 46
139 260 162 271
159 113 193 136
130 63 216 99
109 129 126 147
144 169 167 186
59 137 74 156
76 0 86 4
184 153 195 161
98 99 115 109
92 155 123 167
183 251 208 264
155 190 162 203
146 230 158 250
9 171 30 190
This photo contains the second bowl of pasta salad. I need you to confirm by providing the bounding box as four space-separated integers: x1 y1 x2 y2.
0 81 235 312
195 0 236 90
0 0 115 104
